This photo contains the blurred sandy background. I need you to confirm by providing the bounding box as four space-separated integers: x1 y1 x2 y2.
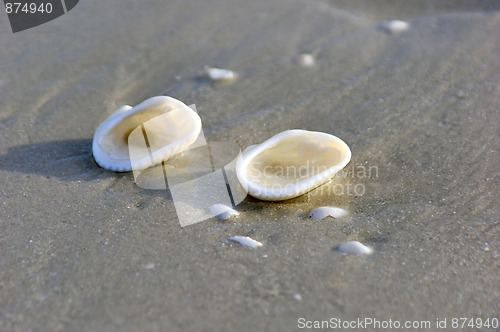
0 0 499 330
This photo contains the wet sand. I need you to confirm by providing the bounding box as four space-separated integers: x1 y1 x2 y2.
0 0 499 331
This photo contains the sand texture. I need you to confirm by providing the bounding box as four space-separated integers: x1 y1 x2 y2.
0 0 499 330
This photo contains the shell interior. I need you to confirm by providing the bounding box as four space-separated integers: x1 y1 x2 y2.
246 135 346 188
93 96 201 172
237 130 351 200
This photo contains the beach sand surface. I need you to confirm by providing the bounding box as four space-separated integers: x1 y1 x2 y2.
0 0 499 330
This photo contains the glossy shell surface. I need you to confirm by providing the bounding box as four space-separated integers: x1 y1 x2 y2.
92 96 201 172
236 130 351 201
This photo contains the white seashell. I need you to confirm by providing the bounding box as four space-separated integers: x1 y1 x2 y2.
228 236 263 248
210 203 239 220
294 53 315 67
92 96 201 172
236 130 351 201
310 207 348 220
204 67 238 82
338 241 373 255
379 20 410 34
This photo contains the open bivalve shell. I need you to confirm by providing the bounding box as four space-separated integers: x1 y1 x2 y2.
236 130 351 201
92 96 201 172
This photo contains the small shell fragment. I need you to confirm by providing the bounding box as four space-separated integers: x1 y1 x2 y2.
142 262 155 270
204 67 238 82
310 207 348 220
338 241 373 255
228 236 263 248
379 20 410 34
210 204 239 220
294 53 315 67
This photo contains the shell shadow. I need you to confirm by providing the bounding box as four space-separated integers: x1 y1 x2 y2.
235 195 271 211
0 139 115 182
0 139 174 205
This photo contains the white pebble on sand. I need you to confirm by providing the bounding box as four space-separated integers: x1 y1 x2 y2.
309 207 348 220
295 53 315 67
228 236 263 248
338 241 373 255
143 263 155 269
379 20 410 34
204 66 238 82
210 204 239 220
